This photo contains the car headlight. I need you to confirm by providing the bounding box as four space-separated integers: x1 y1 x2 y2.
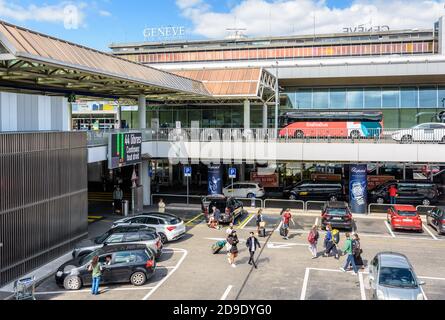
376 290 385 300
417 293 424 300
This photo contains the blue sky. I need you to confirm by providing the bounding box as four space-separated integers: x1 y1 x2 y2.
0 0 442 52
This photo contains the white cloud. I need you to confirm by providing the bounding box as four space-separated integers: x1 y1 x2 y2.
176 0 445 39
99 10 112 17
0 1 87 28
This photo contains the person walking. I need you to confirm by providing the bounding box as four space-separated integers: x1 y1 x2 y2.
225 223 235 253
307 225 319 259
323 224 339 259
352 233 364 269
87 255 103 295
340 233 358 275
113 185 123 214
213 206 221 228
388 184 398 204
256 209 264 235
281 209 295 240
158 198 166 213
246 232 261 269
227 230 239 268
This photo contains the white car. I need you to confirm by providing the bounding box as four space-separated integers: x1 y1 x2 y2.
112 212 186 244
223 182 265 198
391 123 445 144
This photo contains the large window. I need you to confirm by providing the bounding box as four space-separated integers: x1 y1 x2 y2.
313 90 329 109
346 89 364 109
419 87 437 108
330 89 347 109
382 88 399 108
400 87 418 108
364 88 382 108
295 90 312 109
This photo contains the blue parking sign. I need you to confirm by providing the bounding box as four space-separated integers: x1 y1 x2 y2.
229 167 237 179
184 166 192 177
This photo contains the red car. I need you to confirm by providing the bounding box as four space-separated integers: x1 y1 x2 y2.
387 205 423 232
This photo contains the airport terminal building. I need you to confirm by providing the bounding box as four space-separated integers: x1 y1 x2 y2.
110 17 445 129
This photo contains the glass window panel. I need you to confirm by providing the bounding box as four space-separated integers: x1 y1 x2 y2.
382 109 399 128
364 88 382 108
418 108 438 124
313 89 329 109
382 88 399 109
330 89 346 109
399 109 418 128
251 107 262 128
346 88 364 109
188 109 202 126
284 93 296 108
231 108 242 128
400 87 418 108
419 86 437 108
295 90 312 109
159 110 173 128
438 86 445 108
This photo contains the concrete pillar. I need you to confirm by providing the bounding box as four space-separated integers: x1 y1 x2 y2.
116 105 121 129
262 103 268 129
438 16 445 54
239 163 246 182
138 94 146 129
244 99 250 129
140 160 151 206
67 102 73 131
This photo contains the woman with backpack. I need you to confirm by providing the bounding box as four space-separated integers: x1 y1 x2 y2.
227 230 239 268
323 224 340 259
307 225 319 259
352 233 364 269
256 209 264 235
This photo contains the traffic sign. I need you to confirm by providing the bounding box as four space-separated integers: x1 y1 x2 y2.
184 166 192 177
229 167 237 179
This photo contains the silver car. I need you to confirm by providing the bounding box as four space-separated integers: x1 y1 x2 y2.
368 252 425 300
72 225 163 260
391 123 445 144
113 212 186 244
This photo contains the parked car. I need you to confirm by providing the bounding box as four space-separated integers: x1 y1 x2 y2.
368 252 425 300
426 206 445 235
113 212 186 244
283 180 345 202
72 225 162 260
321 201 354 231
56 244 156 290
369 180 440 206
201 194 245 224
387 205 423 232
222 182 265 198
391 123 445 144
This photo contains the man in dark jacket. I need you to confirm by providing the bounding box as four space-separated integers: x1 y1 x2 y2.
246 232 261 269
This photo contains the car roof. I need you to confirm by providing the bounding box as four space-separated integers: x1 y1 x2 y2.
144 213 178 219
111 225 156 233
392 205 417 211
378 252 412 269
205 194 226 199
100 243 148 254
326 201 348 208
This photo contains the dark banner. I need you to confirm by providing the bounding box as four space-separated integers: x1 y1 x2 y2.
208 165 222 195
108 132 142 169
349 164 368 214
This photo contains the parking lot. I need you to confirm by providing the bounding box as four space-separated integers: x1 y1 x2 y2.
32 207 445 300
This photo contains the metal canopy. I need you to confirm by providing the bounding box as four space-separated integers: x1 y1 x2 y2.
0 20 210 100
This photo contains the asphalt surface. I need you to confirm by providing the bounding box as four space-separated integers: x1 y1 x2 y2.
34 204 445 300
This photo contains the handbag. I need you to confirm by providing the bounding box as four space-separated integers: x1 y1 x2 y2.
259 221 266 228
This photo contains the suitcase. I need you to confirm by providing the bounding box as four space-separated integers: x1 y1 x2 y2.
212 240 226 254
259 227 266 237
279 226 286 237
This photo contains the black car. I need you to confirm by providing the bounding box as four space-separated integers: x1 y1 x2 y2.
56 244 156 290
201 194 245 223
369 180 440 206
283 181 345 202
321 201 354 231
72 225 162 260
426 206 445 235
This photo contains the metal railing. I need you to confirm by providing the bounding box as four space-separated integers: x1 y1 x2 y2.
367 203 436 215
86 127 445 146
263 199 304 210
305 201 328 212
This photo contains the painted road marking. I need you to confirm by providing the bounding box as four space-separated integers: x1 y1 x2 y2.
35 286 156 295
142 248 188 300
358 272 367 300
185 213 203 226
384 221 396 238
423 224 439 240
275 221 283 232
238 213 255 229
221 285 233 300
420 285 428 300
300 268 310 300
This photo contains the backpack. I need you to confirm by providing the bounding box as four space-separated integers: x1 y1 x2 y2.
332 229 340 244
307 231 316 244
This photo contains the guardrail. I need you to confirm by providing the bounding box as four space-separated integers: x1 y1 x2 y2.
150 193 203 206
263 199 304 211
367 203 436 215
86 127 445 146
305 201 328 212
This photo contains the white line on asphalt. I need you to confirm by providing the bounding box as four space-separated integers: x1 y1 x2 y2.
358 272 367 301
315 217 319 226
142 248 188 301
420 285 428 300
384 221 396 238
35 286 156 295
220 285 233 300
205 237 307 247
240 214 256 229
300 268 310 301
275 221 283 232
418 275 445 281
423 224 439 240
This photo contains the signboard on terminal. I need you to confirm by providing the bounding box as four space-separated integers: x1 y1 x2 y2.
108 132 142 169
343 24 390 33
143 26 186 41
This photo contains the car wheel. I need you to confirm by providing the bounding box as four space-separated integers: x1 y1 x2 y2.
293 130 304 139
422 199 431 206
247 193 255 199
329 195 338 202
159 233 168 244
401 135 413 144
350 130 360 139
63 275 82 290
130 271 147 286
376 197 385 204
289 194 297 200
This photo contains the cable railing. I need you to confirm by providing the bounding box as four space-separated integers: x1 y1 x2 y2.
86 127 445 146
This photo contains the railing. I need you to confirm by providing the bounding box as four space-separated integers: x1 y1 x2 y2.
263 199 304 211
367 203 436 215
86 127 445 146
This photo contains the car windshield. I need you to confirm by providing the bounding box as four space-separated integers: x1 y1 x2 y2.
397 211 417 217
167 217 182 225
379 267 417 288
210 200 226 212
94 232 110 244
327 208 347 215
79 250 102 265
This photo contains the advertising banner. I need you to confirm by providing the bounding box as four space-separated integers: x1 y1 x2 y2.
250 172 279 188
349 164 368 214
208 165 222 195
108 132 142 169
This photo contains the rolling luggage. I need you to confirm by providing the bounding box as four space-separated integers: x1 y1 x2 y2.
279 226 286 237
212 240 227 254
259 227 266 237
